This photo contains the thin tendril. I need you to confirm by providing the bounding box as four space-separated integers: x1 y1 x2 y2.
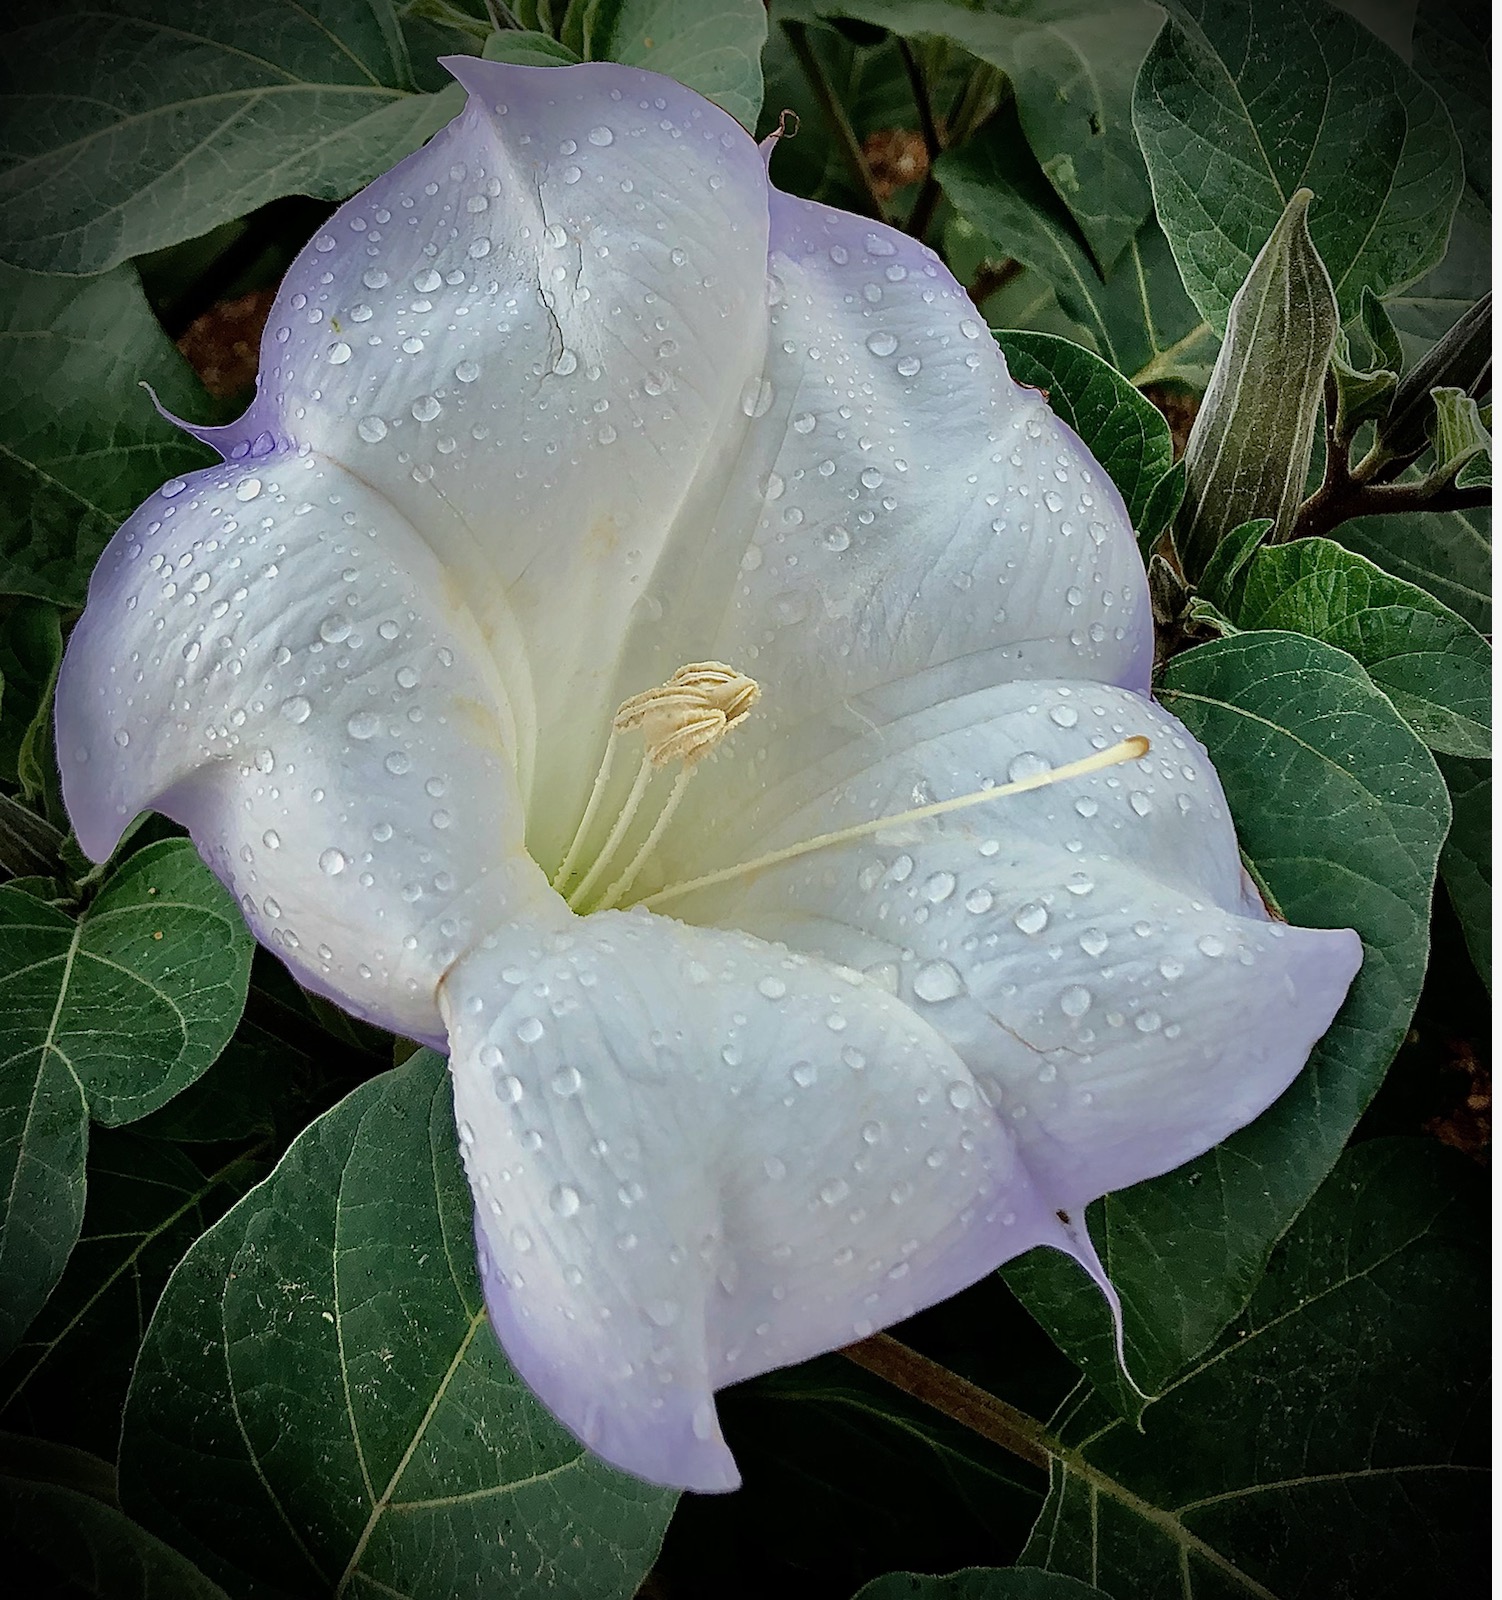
637 736 1150 911
566 754 654 911
552 731 618 890
596 766 696 912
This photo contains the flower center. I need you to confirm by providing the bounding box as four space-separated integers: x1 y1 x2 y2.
552 659 1150 921
552 662 760 913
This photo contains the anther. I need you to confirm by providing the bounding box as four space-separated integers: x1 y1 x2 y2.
556 662 760 910
612 662 760 768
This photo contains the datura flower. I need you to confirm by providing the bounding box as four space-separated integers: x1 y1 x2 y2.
56 60 1361 1493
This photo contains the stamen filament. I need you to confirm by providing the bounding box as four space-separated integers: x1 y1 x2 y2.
596 766 696 912
566 754 654 911
551 730 618 890
638 735 1150 911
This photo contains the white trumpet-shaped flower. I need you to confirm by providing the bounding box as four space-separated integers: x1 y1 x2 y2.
56 60 1361 1493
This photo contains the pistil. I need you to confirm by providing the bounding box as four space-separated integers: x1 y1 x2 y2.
638 736 1151 911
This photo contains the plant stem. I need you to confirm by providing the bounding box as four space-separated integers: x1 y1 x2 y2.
1291 477 1490 540
898 38 944 242
841 1332 1053 1471
781 21 890 224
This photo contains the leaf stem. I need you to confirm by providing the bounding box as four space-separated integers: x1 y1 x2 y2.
840 1333 1052 1471
781 21 890 224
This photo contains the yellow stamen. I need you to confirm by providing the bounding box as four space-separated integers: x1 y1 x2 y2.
559 662 760 911
565 753 653 910
638 735 1150 912
551 730 618 891
596 766 695 911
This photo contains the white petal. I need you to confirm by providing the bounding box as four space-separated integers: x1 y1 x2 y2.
664 680 1362 1206
209 62 773 832
605 193 1154 877
440 911 1073 1491
56 454 551 1044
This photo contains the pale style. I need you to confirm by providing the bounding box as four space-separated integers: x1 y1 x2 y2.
56 59 1361 1493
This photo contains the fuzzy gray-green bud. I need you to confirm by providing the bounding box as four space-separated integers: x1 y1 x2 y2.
1176 190 1339 580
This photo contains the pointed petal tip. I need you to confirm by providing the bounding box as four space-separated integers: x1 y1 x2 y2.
1050 1210 1154 1403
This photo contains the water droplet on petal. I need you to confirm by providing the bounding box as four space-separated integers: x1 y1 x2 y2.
280 696 311 724
358 415 388 443
913 960 963 1002
1007 751 1051 783
1014 902 1048 935
550 1184 581 1217
412 394 442 422
319 848 346 876
866 331 898 357
1060 984 1092 1018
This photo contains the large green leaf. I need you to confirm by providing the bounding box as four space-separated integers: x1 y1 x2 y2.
583 0 768 129
118 1048 675 1599
808 0 1161 269
1025 1139 1487 1598
1233 538 1491 758
855 1569 1112 1600
1384 186 1490 363
0 840 250 1358
0 1132 260 1459
1340 503 1491 633
993 332 1174 532
0 600 62 798
1009 631 1450 1411
0 263 214 607
1133 0 1464 331
938 122 1216 386
1436 754 1490 988
0 0 463 276
0 1433 229 1599
1413 0 1489 206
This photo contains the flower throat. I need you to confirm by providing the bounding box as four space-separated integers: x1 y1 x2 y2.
550 662 1149 916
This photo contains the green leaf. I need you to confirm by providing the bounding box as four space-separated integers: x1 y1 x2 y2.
1176 190 1340 577
938 122 1216 386
1025 1139 1487 1598
992 332 1174 531
582 0 769 130
855 1568 1113 1600
133 1017 313 1144
1428 385 1492 486
1385 185 1490 362
1413 0 1489 206
1355 284 1405 377
0 840 250 1357
0 1437 229 1599
1194 516 1271 611
807 0 1161 269
0 1 464 276
0 601 62 797
1330 341 1397 437
0 263 215 607
1136 460 1185 560
481 27 581 65
1010 631 1450 1412
1436 754 1490 988
1133 0 1464 331
119 1049 675 1599
1232 538 1491 758
0 1132 260 1459
1340 503 1491 632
